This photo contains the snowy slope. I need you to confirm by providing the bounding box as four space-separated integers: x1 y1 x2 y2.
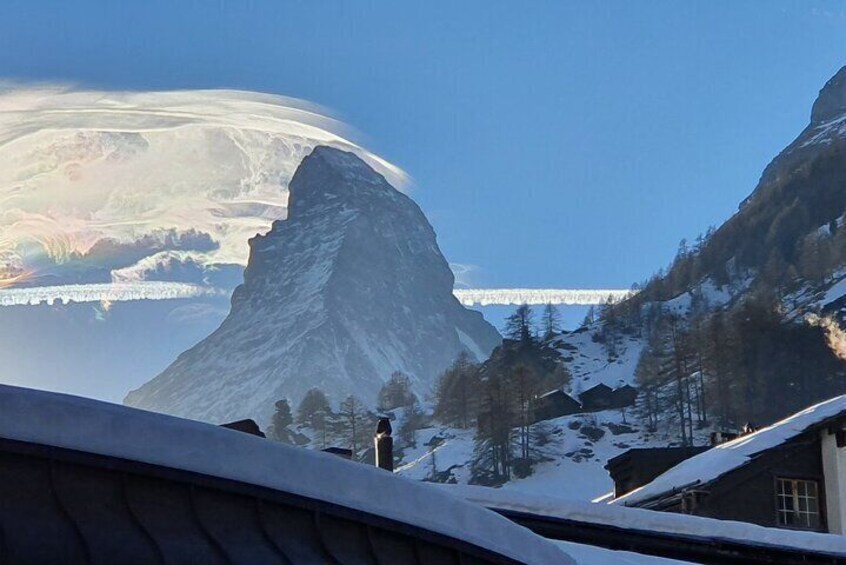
553 329 645 395
396 407 711 502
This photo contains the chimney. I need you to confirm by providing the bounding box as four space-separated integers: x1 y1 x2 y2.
374 417 393 472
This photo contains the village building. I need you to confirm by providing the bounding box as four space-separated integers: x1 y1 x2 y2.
609 395 846 534
605 447 710 499
578 383 615 411
533 389 582 422
578 383 638 412
610 384 639 409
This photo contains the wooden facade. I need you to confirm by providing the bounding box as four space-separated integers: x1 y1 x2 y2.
606 447 710 499
579 383 638 412
654 435 828 531
533 390 582 423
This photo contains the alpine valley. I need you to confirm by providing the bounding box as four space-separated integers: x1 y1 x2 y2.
128 65 846 501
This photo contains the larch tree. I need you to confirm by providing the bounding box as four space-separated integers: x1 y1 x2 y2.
434 351 480 428
377 371 417 411
339 395 369 454
541 303 561 341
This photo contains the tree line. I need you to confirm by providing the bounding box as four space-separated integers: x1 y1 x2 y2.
632 290 846 444
435 304 570 484
266 370 426 459
265 303 572 481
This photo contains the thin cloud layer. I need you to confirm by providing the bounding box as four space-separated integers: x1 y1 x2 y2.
0 281 218 307
0 85 406 300
454 289 633 306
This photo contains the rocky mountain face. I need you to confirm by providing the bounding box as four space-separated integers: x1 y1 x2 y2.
125 146 500 424
681 65 846 288
616 64 846 431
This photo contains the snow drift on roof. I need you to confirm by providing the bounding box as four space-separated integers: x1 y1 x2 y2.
443 484 846 557
0 384 569 565
612 394 846 507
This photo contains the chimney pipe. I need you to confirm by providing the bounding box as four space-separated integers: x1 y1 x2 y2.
374 417 393 472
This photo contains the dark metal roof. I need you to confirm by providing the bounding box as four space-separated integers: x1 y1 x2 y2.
0 437 519 564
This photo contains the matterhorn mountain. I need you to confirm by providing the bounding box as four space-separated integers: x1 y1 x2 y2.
125 146 500 424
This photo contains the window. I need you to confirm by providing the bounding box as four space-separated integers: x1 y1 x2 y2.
776 478 820 529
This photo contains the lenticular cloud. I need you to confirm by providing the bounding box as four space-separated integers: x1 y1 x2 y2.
0 84 406 303
0 85 630 309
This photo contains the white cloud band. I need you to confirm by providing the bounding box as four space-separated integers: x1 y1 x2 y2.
453 288 633 306
0 282 218 306
0 284 633 307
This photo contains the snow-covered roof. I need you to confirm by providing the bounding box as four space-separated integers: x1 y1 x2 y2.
612 394 846 507
442 484 846 557
0 385 569 565
538 388 577 400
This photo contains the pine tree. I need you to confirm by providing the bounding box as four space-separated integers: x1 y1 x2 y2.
474 372 516 482
268 398 293 442
504 304 535 342
398 400 425 449
582 306 596 327
296 388 331 427
510 365 538 460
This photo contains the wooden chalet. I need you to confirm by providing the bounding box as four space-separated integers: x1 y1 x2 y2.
579 383 638 412
533 389 582 423
611 395 846 535
605 447 710 499
579 383 615 411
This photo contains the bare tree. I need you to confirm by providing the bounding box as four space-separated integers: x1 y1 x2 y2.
339 395 369 454
511 365 539 460
377 371 417 411
541 303 561 341
434 352 480 428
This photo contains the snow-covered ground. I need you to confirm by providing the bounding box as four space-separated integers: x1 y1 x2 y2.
396 407 711 501
395 298 724 499
553 329 644 395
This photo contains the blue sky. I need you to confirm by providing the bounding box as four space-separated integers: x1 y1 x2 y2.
1 2 846 400
3 1 845 291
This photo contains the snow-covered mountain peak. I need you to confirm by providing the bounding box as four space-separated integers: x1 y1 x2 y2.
286 146 399 217
125 145 500 424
